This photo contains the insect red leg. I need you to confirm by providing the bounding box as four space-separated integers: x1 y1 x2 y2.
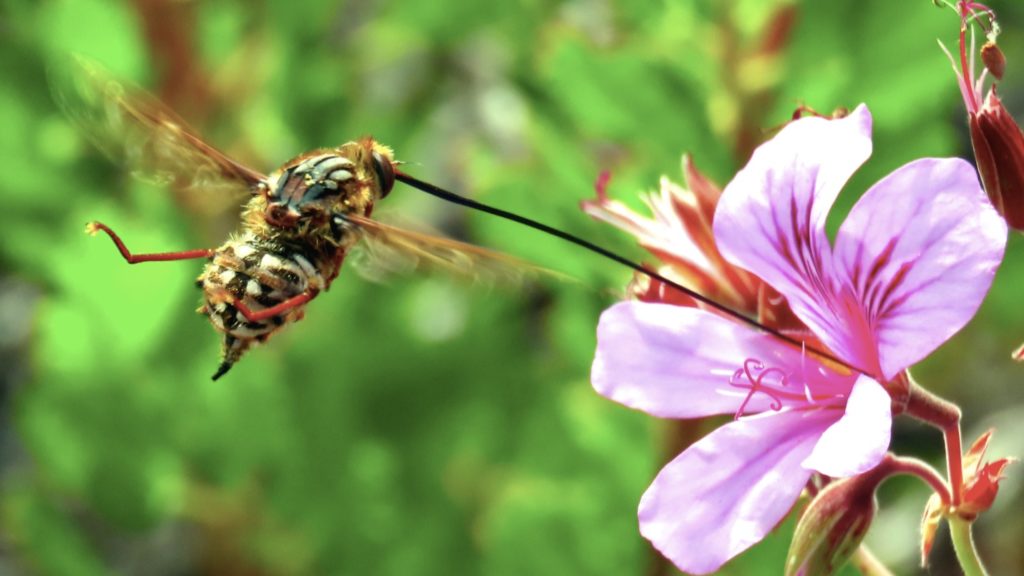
86 221 215 263
220 290 319 323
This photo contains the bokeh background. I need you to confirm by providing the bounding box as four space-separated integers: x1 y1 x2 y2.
1 0 1022 574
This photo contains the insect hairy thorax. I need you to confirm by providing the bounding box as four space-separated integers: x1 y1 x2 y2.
247 140 395 246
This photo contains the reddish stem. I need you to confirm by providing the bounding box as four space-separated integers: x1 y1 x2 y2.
883 454 953 506
946 423 965 506
132 0 210 119
904 380 964 505
959 2 979 113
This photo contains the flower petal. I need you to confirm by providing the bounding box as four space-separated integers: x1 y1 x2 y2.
581 179 715 273
802 376 891 477
834 158 1007 378
592 301 853 419
714 105 874 368
639 409 836 574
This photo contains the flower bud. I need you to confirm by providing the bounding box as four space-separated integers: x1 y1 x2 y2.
921 429 1014 565
785 473 882 576
981 40 1005 80
969 90 1024 230
959 429 1014 519
920 492 943 566
940 4 1022 230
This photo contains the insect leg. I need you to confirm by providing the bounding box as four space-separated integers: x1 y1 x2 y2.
86 221 214 263
213 290 319 323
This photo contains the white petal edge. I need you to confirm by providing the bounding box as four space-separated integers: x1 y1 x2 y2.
802 375 891 477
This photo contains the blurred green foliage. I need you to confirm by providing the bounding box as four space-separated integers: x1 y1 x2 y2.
0 0 1022 574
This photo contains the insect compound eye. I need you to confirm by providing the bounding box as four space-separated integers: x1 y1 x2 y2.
371 150 395 198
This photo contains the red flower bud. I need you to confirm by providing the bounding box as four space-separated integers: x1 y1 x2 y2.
920 492 943 566
962 458 1013 518
981 40 1005 80
969 90 1024 230
921 429 1014 565
959 429 1015 519
785 471 883 576
941 3 1022 230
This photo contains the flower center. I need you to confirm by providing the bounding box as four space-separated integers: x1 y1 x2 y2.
729 357 844 419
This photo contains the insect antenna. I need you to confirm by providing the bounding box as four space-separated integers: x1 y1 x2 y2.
394 170 871 378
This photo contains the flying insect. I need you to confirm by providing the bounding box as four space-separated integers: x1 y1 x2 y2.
55 57 535 379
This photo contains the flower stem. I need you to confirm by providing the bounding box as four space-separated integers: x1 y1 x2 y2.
949 515 989 576
945 422 964 506
852 544 894 576
902 379 992 576
959 1 980 112
903 379 964 505
883 454 952 506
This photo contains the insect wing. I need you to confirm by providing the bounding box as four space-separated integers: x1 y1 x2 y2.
343 214 553 286
50 55 266 199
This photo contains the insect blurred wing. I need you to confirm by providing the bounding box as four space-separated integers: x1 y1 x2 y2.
50 55 266 202
343 214 554 286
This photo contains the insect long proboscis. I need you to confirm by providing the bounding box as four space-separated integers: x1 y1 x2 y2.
394 170 872 379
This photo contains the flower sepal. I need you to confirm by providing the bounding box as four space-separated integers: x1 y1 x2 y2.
969 89 1024 231
581 157 761 311
920 430 1014 565
959 429 1014 520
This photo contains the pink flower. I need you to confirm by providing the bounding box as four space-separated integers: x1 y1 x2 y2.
592 105 1007 574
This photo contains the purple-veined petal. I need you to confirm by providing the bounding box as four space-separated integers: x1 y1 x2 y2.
639 409 837 574
802 375 891 477
834 158 1008 379
714 105 875 372
592 301 855 419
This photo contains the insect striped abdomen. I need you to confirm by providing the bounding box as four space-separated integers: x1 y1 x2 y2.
200 234 328 373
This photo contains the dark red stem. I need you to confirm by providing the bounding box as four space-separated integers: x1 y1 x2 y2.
882 454 953 506
904 381 964 505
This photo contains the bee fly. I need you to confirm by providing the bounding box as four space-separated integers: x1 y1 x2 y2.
56 57 537 379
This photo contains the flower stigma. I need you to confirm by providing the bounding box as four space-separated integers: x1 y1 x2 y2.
728 357 846 419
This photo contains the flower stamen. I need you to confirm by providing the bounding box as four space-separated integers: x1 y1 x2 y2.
728 356 850 419
730 358 790 418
